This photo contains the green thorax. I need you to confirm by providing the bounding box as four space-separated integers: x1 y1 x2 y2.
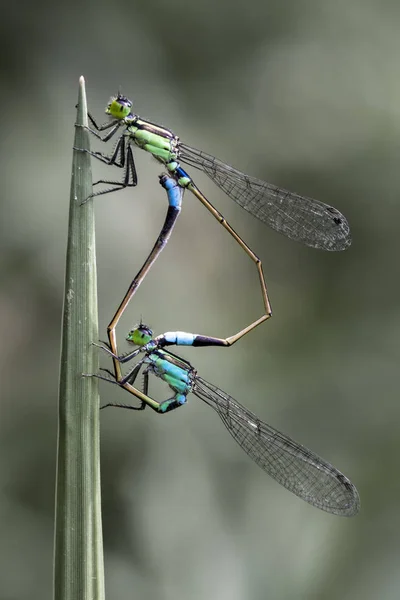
125 116 179 163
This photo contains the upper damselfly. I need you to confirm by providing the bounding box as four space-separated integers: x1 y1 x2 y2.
82 93 351 252
76 93 350 350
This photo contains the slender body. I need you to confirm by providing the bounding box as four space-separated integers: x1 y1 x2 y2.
107 173 183 383
96 324 360 517
80 95 273 347
104 174 268 387
78 92 351 345
83 94 351 252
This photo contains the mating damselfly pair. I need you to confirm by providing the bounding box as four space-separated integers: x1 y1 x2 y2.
77 93 359 516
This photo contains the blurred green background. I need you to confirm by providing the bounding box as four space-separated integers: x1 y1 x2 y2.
1 0 399 598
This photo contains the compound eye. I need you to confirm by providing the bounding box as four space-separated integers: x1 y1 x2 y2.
121 99 132 111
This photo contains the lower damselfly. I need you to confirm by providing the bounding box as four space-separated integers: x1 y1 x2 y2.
94 324 360 517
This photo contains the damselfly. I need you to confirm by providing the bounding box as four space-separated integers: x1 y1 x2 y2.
94 323 359 517
82 93 350 252
77 92 349 347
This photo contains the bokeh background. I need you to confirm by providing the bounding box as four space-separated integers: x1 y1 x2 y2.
1 1 400 598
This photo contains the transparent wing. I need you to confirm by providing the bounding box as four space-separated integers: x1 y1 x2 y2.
193 376 359 516
179 143 351 251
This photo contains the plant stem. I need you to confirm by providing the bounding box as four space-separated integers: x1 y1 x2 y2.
54 76 104 600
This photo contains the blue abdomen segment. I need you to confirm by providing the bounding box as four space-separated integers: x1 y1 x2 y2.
160 175 183 209
161 331 197 346
155 331 228 348
174 165 190 180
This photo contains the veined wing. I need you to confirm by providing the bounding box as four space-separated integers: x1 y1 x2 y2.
193 376 359 516
179 143 351 251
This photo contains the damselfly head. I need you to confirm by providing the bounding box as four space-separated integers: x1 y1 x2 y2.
106 93 133 120
127 324 153 347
